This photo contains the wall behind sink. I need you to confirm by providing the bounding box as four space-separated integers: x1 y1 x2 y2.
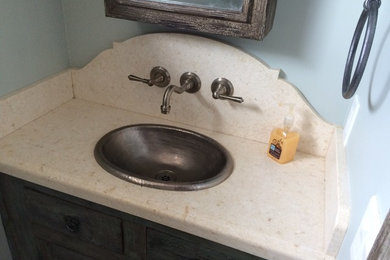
0 0 69 97
0 0 363 126
61 0 362 126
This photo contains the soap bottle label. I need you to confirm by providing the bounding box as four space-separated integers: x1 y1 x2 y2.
269 138 282 159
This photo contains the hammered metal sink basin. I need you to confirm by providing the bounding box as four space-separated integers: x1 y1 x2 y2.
94 124 233 191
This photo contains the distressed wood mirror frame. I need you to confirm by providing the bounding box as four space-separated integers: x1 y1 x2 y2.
104 0 277 40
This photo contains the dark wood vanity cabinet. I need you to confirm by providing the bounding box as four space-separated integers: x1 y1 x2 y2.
0 173 263 260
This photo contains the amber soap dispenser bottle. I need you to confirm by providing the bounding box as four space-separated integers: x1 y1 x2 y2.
267 105 300 163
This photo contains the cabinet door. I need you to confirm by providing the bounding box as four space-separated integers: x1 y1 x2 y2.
24 188 123 253
36 238 95 260
146 228 262 260
32 224 127 260
0 173 145 260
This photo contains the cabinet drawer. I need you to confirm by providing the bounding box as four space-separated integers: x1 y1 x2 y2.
24 188 123 254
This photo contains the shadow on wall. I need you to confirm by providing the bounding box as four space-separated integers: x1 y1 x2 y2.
368 24 390 112
256 0 318 58
212 0 318 61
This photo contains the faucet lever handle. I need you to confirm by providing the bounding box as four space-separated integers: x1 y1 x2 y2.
211 78 244 103
128 66 171 88
217 94 244 103
128 74 154 86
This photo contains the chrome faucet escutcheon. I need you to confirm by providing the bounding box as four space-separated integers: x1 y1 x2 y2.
128 66 171 88
211 78 244 103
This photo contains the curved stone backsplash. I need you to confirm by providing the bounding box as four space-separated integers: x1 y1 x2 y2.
72 33 335 157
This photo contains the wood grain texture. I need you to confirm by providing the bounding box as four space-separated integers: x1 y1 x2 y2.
0 174 40 259
147 227 264 260
32 224 127 260
0 172 264 259
36 238 96 260
368 210 390 260
24 188 123 253
105 0 277 40
117 0 251 22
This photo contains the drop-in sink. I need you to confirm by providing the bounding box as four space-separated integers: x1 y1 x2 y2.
94 124 233 191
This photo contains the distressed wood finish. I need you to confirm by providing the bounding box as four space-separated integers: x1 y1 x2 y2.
368 210 390 260
24 188 123 253
105 0 277 40
147 228 263 259
0 173 264 259
117 0 252 22
0 174 40 259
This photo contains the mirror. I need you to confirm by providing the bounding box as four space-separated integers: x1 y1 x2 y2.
105 0 277 40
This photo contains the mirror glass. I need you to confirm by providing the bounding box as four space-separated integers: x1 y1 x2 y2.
146 0 245 11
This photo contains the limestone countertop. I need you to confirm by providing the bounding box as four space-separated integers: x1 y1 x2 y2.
0 98 328 260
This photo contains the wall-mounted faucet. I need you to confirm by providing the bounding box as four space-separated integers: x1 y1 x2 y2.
211 78 244 103
129 69 241 114
161 72 201 114
128 66 171 88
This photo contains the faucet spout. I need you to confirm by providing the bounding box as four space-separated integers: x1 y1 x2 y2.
160 72 201 114
161 85 183 114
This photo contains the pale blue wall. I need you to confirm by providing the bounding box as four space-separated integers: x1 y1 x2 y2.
62 0 362 126
338 0 390 258
62 1 161 70
0 0 69 97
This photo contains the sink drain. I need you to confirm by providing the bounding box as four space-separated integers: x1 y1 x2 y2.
155 170 177 182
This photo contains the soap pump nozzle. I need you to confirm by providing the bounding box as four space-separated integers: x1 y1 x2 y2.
282 104 295 137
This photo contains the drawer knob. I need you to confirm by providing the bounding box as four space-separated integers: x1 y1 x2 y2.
64 215 80 233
